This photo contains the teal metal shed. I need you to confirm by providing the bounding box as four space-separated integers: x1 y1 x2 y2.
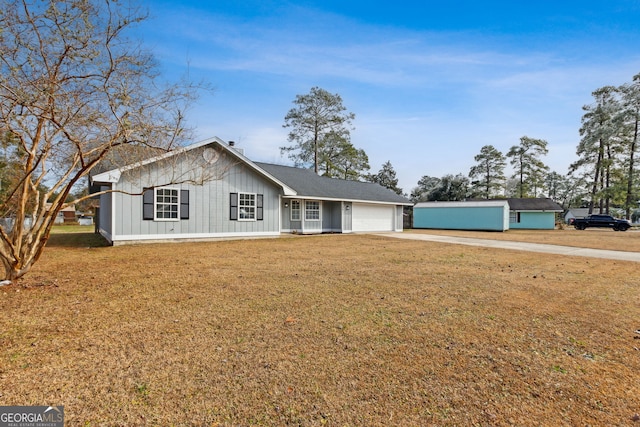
413 200 509 231
413 198 563 231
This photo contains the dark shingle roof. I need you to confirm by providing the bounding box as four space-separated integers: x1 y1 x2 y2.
506 198 563 211
255 162 411 205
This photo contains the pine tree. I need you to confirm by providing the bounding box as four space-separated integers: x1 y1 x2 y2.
468 145 506 199
506 136 549 198
281 87 358 175
371 161 403 195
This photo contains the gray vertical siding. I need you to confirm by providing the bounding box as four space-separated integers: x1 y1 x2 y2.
111 146 282 242
97 185 112 239
282 199 333 234
280 199 304 233
396 206 403 231
342 202 352 232
322 202 342 232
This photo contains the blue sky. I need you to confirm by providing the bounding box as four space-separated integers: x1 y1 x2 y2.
137 0 640 193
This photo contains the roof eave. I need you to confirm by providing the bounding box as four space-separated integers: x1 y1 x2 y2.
283 195 411 205
513 209 564 212
91 170 121 184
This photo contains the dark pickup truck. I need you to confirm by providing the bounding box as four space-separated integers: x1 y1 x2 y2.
572 214 632 231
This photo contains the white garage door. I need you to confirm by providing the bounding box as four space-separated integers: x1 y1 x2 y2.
352 203 396 232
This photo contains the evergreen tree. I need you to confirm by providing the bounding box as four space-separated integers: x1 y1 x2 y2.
371 161 404 195
281 87 358 175
410 174 469 202
506 136 549 198
410 176 441 203
617 74 640 219
317 133 369 180
570 86 620 214
429 174 470 201
544 171 581 208
468 145 506 199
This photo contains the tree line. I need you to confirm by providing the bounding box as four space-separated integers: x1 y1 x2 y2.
282 78 640 221
409 73 640 220
279 89 570 207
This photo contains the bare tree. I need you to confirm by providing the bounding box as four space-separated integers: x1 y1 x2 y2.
0 0 204 282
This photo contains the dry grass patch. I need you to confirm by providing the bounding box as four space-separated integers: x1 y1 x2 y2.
1 233 639 426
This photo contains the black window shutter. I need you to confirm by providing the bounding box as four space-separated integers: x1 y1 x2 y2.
180 190 189 219
142 188 154 220
230 193 238 220
256 194 263 221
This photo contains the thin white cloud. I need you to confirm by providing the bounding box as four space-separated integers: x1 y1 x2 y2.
148 6 558 87
140 2 640 191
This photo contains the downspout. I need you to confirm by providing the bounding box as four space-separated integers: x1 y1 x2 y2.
278 195 282 234
342 201 346 233
111 187 117 243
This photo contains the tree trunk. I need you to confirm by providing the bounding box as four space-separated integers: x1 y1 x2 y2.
588 138 604 215
625 117 638 219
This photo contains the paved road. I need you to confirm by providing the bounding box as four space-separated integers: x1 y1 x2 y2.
375 232 640 262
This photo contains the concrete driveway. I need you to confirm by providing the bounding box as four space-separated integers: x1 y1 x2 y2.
375 232 640 263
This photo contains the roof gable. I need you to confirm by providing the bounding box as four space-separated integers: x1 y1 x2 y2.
91 137 296 195
565 208 591 217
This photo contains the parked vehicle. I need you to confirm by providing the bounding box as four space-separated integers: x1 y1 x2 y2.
572 214 632 231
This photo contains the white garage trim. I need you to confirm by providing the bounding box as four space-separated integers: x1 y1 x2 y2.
352 203 396 232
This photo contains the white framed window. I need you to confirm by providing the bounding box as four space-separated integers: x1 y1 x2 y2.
509 211 520 223
305 200 320 221
239 192 256 220
155 188 180 221
291 200 301 221
230 193 263 221
143 187 188 221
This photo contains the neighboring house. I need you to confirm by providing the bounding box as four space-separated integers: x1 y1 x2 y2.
506 198 564 229
564 208 592 224
45 203 77 224
413 198 563 231
78 215 94 226
90 137 411 245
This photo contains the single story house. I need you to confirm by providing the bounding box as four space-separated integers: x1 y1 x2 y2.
78 215 94 226
91 137 411 245
506 198 564 229
564 208 591 224
413 198 563 231
45 203 77 224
